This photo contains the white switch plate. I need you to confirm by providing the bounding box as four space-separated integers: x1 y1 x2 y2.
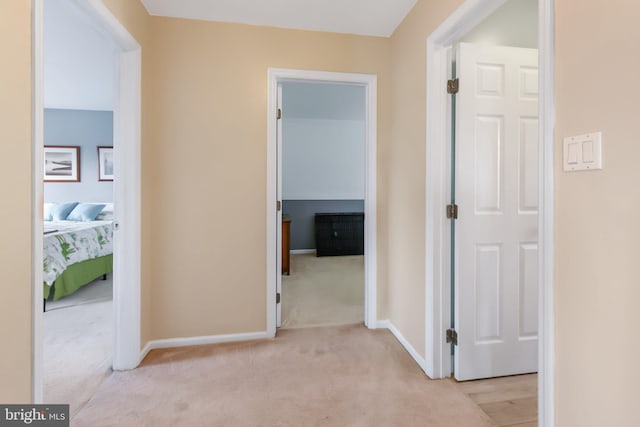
563 132 603 172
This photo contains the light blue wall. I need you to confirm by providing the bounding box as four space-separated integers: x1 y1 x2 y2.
281 83 366 250
282 83 366 200
44 109 113 203
282 118 365 199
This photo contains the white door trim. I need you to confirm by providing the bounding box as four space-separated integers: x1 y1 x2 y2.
31 0 45 403
538 1 556 425
424 0 554 425
32 0 142 402
267 68 378 336
275 83 283 327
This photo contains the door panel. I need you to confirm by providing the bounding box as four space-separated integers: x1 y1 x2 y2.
519 118 539 213
474 244 501 342
455 43 539 381
474 115 502 213
519 243 539 338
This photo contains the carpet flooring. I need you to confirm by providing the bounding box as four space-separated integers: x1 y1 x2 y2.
46 275 113 311
73 325 492 427
44 277 113 418
281 254 364 328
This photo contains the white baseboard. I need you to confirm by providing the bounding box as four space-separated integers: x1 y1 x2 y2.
139 330 272 363
139 341 153 363
290 249 316 255
376 320 429 376
137 322 428 379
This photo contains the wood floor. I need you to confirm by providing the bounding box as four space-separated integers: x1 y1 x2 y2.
453 374 538 427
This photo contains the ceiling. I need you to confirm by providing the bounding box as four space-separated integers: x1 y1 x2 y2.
140 0 417 37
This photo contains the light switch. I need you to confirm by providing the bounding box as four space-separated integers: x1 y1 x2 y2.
582 140 594 163
567 143 579 164
563 132 603 172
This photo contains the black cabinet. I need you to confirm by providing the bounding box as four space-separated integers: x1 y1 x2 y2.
315 212 364 257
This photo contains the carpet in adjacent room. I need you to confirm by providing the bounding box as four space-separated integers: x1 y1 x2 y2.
281 253 364 328
44 276 113 418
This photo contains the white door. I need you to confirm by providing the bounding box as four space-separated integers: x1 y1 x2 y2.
276 83 283 328
454 43 539 381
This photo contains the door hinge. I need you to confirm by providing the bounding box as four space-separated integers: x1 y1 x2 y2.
446 329 458 346
277 201 282 211
447 78 459 94
446 204 458 219
276 293 281 304
276 108 282 120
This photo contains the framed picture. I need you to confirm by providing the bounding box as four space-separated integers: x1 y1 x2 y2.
44 146 81 182
98 146 114 181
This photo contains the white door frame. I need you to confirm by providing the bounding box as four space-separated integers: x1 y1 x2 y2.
266 68 378 336
424 0 554 425
32 0 142 402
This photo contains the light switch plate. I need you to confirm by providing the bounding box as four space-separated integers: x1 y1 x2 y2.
563 132 602 172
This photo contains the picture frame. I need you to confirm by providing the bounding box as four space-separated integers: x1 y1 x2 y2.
98 146 114 181
44 146 81 182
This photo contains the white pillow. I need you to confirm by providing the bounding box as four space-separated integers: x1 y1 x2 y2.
43 203 54 221
95 203 114 221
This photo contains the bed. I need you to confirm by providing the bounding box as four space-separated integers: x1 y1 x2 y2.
43 203 114 304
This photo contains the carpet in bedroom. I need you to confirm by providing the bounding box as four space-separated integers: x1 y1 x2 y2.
73 324 492 426
281 253 364 328
46 274 112 311
44 276 113 418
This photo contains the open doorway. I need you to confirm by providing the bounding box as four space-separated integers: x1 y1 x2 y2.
448 1 540 425
33 0 142 406
267 69 378 337
41 0 117 415
450 0 540 380
426 0 554 425
278 82 366 329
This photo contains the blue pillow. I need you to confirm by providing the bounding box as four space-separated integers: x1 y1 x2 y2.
67 203 106 222
43 203 54 221
50 202 79 221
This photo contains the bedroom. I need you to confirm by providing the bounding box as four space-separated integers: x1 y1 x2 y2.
279 81 367 329
41 0 117 415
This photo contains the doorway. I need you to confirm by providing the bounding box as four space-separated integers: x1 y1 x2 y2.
278 82 366 329
41 0 118 414
266 69 378 337
425 0 555 425
32 0 142 403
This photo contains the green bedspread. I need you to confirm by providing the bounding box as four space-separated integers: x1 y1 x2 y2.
43 221 113 301
43 254 113 300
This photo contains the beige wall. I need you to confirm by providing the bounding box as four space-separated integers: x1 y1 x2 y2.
144 17 391 339
387 0 463 359
103 0 391 340
0 1 33 402
103 0 150 41
555 0 640 425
